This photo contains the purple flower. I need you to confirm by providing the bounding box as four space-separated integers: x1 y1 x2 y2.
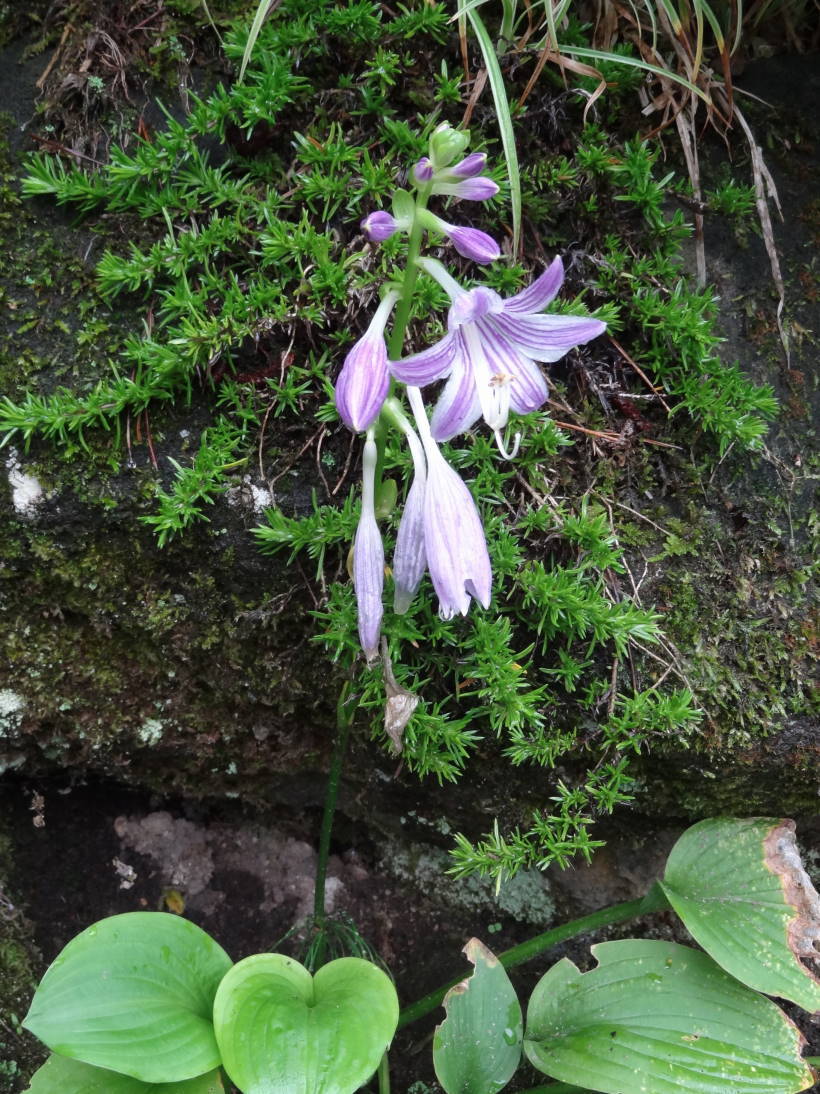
335 291 398 432
353 437 384 663
391 257 606 450
422 444 492 619
394 388 491 620
362 211 399 242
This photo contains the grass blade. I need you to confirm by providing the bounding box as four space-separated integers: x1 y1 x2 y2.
459 1 522 254
238 0 281 84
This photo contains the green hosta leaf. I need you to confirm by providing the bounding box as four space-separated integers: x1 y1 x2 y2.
213 953 399 1094
661 817 820 1012
433 938 522 1094
25 1054 223 1093
23 913 232 1083
524 939 815 1094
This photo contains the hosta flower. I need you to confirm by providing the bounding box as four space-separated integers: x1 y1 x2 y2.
391 257 606 453
353 437 384 663
393 388 492 620
335 291 398 432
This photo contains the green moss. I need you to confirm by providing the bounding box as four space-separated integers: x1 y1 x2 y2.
0 831 45 1092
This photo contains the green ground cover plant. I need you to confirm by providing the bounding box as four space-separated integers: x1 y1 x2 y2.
1 0 783 886
20 818 820 1094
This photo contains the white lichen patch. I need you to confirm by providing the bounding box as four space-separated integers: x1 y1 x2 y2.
226 476 272 514
5 448 44 514
0 689 25 735
136 718 165 746
381 837 555 924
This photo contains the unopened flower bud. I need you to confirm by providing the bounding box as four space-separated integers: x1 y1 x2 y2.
429 123 470 170
361 211 399 242
433 177 499 202
449 152 487 178
412 157 435 184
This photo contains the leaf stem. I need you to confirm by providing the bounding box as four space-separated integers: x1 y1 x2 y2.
377 1051 391 1094
397 883 669 1028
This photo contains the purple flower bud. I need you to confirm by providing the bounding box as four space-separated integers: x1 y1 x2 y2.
353 438 384 664
335 292 398 432
392 428 427 614
412 157 435 184
362 211 399 242
447 224 501 264
433 177 499 202
449 152 487 178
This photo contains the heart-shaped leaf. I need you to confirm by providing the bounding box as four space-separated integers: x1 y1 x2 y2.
24 913 232 1083
661 817 820 1012
433 938 522 1094
25 1054 224 1093
213 953 399 1094
524 939 815 1094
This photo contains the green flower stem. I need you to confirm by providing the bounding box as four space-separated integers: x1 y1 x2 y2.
373 184 432 488
312 681 359 961
397 883 670 1029
387 185 432 361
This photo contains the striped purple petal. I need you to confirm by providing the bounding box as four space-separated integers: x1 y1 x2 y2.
477 320 548 414
390 331 457 385
489 312 607 362
503 256 564 314
430 336 483 441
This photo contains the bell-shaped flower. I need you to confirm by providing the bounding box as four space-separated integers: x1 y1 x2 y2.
353 437 384 663
394 387 491 620
422 443 492 619
335 291 398 432
390 257 606 454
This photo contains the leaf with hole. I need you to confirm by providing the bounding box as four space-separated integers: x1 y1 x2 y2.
213 953 399 1094
23 913 232 1083
661 817 820 1013
524 939 815 1094
24 1053 224 1093
433 938 522 1094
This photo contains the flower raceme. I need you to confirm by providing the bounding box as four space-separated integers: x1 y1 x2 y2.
335 291 399 433
391 257 606 454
